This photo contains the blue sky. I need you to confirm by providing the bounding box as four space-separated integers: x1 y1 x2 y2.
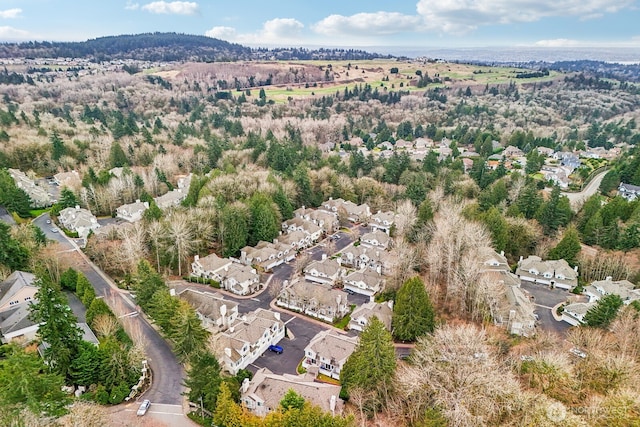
0 0 638 50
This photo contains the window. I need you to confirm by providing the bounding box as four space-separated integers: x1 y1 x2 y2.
9 300 19 306
24 296 32 301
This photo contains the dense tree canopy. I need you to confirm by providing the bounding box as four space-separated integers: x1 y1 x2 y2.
392 276 436 341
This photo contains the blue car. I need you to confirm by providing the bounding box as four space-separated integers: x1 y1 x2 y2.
268 344 283 354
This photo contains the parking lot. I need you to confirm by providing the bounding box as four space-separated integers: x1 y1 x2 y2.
520 281 574 335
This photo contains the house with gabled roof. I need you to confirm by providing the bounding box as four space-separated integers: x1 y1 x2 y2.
320 198 371 223
478 247 510 272
53 170 81 189
154 188 187 210
191 253 233 282
360 229 391 250
222 263 260 296
304 256 343 285
0 303 38 344
275 230 311 250
282 217 323 242
561 302 593 326
619 183 640 201
515 255 578 290
348 300 393 332
8 168 52 208
277 278 349 323
240 242 284 272
583 277 640 305
0 271 38 313
370 210 396 234
58 206 100 239
343 269 384 296
178 288 238 331
302 330 359 380
115 200 149 223
337 246 397 275
219 308 285 375
241 368 343 417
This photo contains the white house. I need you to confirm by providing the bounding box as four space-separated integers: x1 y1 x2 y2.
360 230 391 250
302 330 359 380
348 300 393 332
277 279 350 323
222 263 260 296
53 170 81 189
618 183 640 201
561 302 594 326
304 256 343 285
0 271 38 313
115 200 149 223
370 211 396 234
220 309 285 375
178 288 239 331
583 277 640 305
241 368 343 417
58 206 100 239
154 189 186 209
343 269 384 296
191 253 233 282
515 256 578 290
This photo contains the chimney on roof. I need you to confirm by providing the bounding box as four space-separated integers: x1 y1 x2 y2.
574 266 579 272
241 377 250 394
606 276 613 281
322 253 327 261
75 205 80 210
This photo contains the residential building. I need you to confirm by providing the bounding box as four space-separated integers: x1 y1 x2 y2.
220 309 285 375
394 139 413 150
360 230 391 249
1 304 39 344
348 300 393 332
478 247 510 272
555 152 581 169
320 198 371 223
561 302 593 326
222 263 260 296
178 288 239 331
0 271 38 313
337 246 397 275
503 146 524 158
8 168 52 207
154 188 187 209
240 242 288 272
619 183 640 201
58 206 100 239
370 210 396 234
241 368 343 417
115 200 149 223
583 277 640 305
277 279 350 323
343 269 384 296
53 170 81 189
304 256 343 285
536 146 554 157
191 253 233 282
282 217 323 242
302 330 359 380
515 256 578 290
275 230 312 250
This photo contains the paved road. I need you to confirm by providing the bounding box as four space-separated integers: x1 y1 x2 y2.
34 213 185 406
0 206 16 225
520 281 572 336
561 169 608 210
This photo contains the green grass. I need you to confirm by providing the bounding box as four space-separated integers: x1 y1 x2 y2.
316 373 341 385
29 209 48 218
297 359 307 374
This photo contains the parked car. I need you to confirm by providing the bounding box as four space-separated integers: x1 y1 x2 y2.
137 399 151 416
46 219 51 224
50 227 58 233
569 348 587 359
268 344 283 354
343 288 355 295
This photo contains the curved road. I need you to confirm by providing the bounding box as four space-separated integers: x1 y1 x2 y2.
33 214 185 406
561 169 608 210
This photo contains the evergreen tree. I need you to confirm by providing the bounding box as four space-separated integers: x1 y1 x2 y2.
0 222 29 271
392 276 436 341
170 302 210 361
59 188 80 209
340 317 396 408
599 170 620 196
50 130 66 161
536 186 571 235
29 275 83 379
293 164 314 207
584 294 624 328
109 142 129 167
59 267 78 291
220 203 249 257
273 188 294 220
548 226 581 266
481 207 509 253
184 351 223 413
248 193 281 247
516 183 543 219
69 341 101 387
0 345 70 418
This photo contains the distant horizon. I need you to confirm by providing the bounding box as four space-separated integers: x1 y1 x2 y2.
0 1 638 53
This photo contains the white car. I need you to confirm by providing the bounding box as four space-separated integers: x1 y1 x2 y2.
569 348 587 359
137 399 151 416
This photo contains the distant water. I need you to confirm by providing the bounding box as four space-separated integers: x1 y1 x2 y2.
371 46 640 64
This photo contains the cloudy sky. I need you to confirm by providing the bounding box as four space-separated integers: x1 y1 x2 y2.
0 0 638 50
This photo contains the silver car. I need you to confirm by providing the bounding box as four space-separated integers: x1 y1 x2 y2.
137 399 151 416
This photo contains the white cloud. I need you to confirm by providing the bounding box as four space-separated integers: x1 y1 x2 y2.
141 1 199 15
0 8 22 19
0 26 35 41
312 12 422 36
125 2 140 11
534 38 581 47
206 18 304 44
416 0 635 33
205 26 237 40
